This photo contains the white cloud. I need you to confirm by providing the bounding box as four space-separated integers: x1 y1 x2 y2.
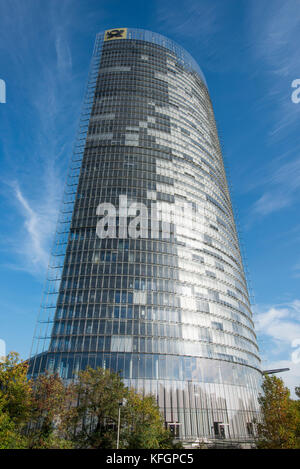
256 300 300 343
14 184 49 269
255 300 300 395
55 29 72 77
253 192 291 216
7 178 62 275
262 359 300 399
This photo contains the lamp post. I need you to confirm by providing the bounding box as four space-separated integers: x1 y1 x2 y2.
117 398 127 449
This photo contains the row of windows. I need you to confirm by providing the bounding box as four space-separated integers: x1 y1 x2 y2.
79 154 230 207
76 175 230 222
30 351 261 389
60 257 247 295
67 222 241 266
60 259 248 301
54 288 251 327
63 237 247 294
96 56 208 110
47 334 259 367
50 318 258 353
72 201 238 257
54 300 254 332
72 190 233 237
53 305 255 340
62 246 245 289
68 219 243 276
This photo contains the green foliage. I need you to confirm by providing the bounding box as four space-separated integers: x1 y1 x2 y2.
64 367 127 448
65 367 175 449
0 352 31 448
2 353 300 450
0 352 32 425
27 372 75 449
0 353 74 449
293 386 300 448
257 375 299 449
124 390 177 449
0 354 176 449
0 402 28 449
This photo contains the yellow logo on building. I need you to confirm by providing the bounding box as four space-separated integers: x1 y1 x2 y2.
104 28 127 41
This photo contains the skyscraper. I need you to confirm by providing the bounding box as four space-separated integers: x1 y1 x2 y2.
29 28 262 442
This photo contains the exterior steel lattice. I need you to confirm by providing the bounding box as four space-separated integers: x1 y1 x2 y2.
29 28 262 442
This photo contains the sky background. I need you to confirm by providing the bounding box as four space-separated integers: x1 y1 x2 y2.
0 0 300 395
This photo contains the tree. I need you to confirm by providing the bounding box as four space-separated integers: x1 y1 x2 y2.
0 353 74 449
0 356 178 449
0 352 31 448
65 367 176 449
124 390 177 449
65 367 127 449
257 375 299 449
0 402 27 449
293 386 300 448
27 372 74 449
0 352 32 425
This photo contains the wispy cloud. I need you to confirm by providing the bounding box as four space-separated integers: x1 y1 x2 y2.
154 0 236 73
0 0 85 277
248 0 300 77
1 171 62 276
155 0 219 38
253 192 291 216
252 156 300 216
240 1 300 220
12 182 55 272
248 0 300 139
55 28 73 77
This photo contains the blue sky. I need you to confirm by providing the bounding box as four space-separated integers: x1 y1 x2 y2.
0 0 300 395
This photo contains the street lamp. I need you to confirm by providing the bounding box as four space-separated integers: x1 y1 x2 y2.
116 398 127 449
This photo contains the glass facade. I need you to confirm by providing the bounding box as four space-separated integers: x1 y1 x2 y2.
29 28 262 442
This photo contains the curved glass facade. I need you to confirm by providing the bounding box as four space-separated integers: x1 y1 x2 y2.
29 28 262 442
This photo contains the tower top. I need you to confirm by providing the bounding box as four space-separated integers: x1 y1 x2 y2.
96 27 207 86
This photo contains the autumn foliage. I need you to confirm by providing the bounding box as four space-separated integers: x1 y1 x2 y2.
1 353 300 449
0 353 176 449
256 375 300 449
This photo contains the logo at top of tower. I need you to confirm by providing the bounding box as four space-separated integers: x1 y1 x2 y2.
104 28 127 41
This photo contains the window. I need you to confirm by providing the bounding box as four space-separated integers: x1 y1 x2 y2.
167 422 180 438
247 422 255 436
211 321 223 331
110 335 133 352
